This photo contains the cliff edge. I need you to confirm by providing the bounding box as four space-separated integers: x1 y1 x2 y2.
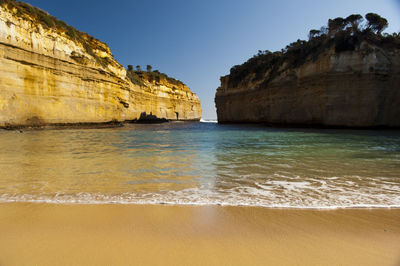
215 14 400 127
0 0 201 127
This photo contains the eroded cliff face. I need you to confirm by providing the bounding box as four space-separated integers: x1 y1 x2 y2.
127 72 201 121
215 43 400 127
0 2 201 127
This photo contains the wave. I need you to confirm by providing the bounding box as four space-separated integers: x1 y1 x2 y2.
200 119 218 123
1 191 399 209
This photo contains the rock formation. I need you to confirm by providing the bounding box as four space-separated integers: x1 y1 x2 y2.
0 0 201 127
215 14 400 127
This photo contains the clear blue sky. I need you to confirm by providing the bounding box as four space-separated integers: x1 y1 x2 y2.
24 0 400 119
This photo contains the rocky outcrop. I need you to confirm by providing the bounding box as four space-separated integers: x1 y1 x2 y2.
0 1 201 127
215 37 400 128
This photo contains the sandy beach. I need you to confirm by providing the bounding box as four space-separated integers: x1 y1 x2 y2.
0 203 398 266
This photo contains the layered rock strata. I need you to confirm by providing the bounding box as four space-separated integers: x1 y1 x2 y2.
215 43 400 127
0 1 201 127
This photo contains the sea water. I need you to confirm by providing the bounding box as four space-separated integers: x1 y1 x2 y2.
0 122 399 208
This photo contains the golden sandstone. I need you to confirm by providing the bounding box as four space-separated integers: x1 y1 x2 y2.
0 2 201 127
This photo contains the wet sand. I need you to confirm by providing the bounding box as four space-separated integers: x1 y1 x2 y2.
0 203 399 266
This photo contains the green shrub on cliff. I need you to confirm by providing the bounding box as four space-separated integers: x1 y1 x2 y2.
227 13 400 88
126 67 186 88
126 70 145 86
365 13 388 34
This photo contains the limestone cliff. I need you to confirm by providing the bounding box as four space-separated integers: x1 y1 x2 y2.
0 0 201 127
126 71 201 121
215 15 400 127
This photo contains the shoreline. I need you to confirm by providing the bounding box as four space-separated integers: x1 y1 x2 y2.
1 202 399 265
0 119 201 131
3 120 400 131
1 200 400 209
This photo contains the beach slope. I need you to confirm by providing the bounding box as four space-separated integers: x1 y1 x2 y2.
0 203 399 266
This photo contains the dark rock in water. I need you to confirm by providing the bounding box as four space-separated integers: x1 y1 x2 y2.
134 112 169 124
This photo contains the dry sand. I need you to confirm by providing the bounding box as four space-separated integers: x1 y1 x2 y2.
0 203 399 266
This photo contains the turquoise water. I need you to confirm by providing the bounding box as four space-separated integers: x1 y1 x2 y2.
0 122 399 208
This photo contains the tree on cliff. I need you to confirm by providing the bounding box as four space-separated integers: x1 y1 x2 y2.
319 26 328 35
365 13 388 35
127 65 133 71
146 65 152 72
328 17 346 36
226 13 398 89
136 65 142 71
308 29 321 40
345 14 363 34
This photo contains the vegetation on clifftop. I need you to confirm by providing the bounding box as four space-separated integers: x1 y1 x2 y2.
126 65 188 90
0 0 112 67
0 0 190 89
227 13 400 88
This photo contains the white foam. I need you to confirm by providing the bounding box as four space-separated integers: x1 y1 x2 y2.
2 172 400 209
200 119 218 123
1 186 400 209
